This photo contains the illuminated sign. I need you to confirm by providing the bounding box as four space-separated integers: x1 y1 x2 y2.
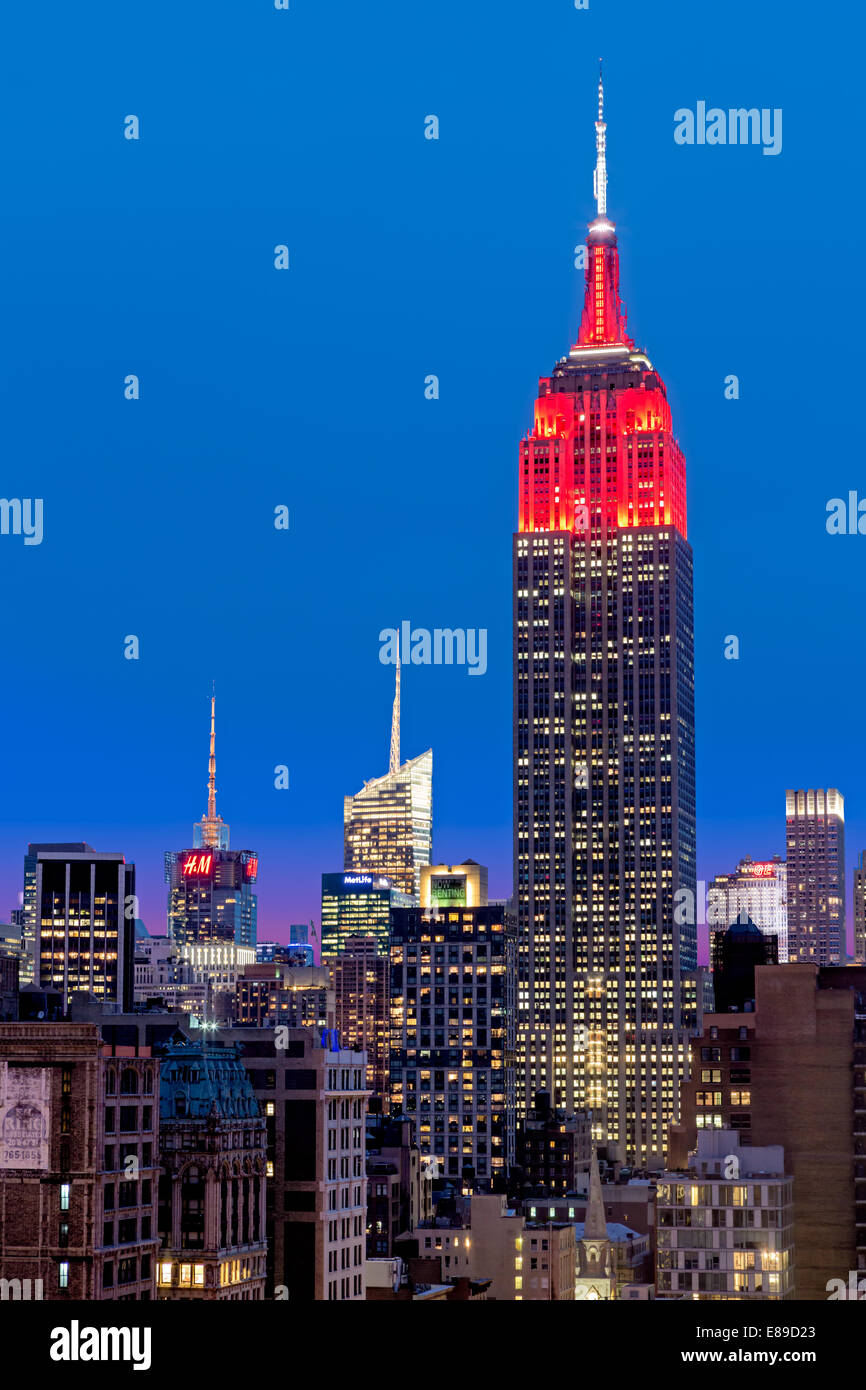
430 875 466 906
243 855 258 881
745 862 777 880
182 853 213 877
343 875 373 887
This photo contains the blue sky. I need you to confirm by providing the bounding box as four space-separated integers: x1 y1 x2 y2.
0 0 863 951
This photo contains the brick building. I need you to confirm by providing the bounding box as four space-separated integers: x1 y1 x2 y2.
0 1022 159 1299
670 964 864 1299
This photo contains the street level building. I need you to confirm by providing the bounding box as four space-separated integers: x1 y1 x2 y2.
156 1038 267 1299
0 1023 158 1300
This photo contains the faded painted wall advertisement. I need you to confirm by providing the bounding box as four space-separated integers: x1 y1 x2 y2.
0 1062 51 1170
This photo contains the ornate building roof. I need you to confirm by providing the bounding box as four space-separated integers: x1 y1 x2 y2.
159 1038 261 1121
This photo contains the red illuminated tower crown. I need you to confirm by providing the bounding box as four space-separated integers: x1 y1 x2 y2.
518 66 686 538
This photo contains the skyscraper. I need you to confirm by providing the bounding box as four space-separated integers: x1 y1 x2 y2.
707 855 788 963
513 70 696 1166
165 694 258 951
785 788 845 965
388 866 516 1189
343 663 432 898
320 872 414 959
22 843 136 1011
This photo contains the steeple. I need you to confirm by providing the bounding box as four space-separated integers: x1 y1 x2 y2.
584 1141 608 1241
389 658 401 775
575 1141 614 1298
194 686 230 850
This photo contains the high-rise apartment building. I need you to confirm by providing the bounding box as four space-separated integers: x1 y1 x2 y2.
389 865 516 1189
235 962 334 1030
514 72 695 1164
330 935 390 1101
707 856 788 963
22 843 136 1011
785 789 845 965
657 1130 795 1300
343 664 432 898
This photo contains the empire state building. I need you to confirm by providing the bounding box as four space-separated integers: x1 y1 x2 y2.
513 71 697 1167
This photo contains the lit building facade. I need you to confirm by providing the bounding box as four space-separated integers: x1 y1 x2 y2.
707 856 788 963
785 789 845 965
344 751 432 900
320 872 413 960
389 881 517 1189
330 935 390 1101
165 695 258 953
165 851 258 952
657 1131 794 1300
235 962 334 1030
513 73 695 1164
22 843 136 1011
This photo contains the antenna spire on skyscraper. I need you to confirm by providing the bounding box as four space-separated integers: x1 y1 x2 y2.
593 59 608 219
194 684 229 849
389 658 401 775
207 684 217 822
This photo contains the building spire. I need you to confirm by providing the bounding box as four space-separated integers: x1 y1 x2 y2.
583 1141 608 1241
207 683 217 822
574 63 633 351
593 60 607 219
389 658 401 775
194 684 229 850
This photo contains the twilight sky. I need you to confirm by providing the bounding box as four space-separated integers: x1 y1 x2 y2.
0 0 863 957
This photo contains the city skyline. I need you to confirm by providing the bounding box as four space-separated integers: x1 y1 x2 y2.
2 12 863 949
1 0 864 1326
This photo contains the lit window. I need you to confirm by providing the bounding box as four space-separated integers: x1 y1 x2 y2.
180 1263 192 1287
59 1262 69 1289
194 1264 205 1287
159 1262 173 1286
60 1183 70 1211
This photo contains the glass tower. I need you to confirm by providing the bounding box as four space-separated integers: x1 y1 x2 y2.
343 750 432 899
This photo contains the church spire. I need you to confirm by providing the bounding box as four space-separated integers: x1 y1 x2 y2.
584 1141 608 1241
389 657 401 775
